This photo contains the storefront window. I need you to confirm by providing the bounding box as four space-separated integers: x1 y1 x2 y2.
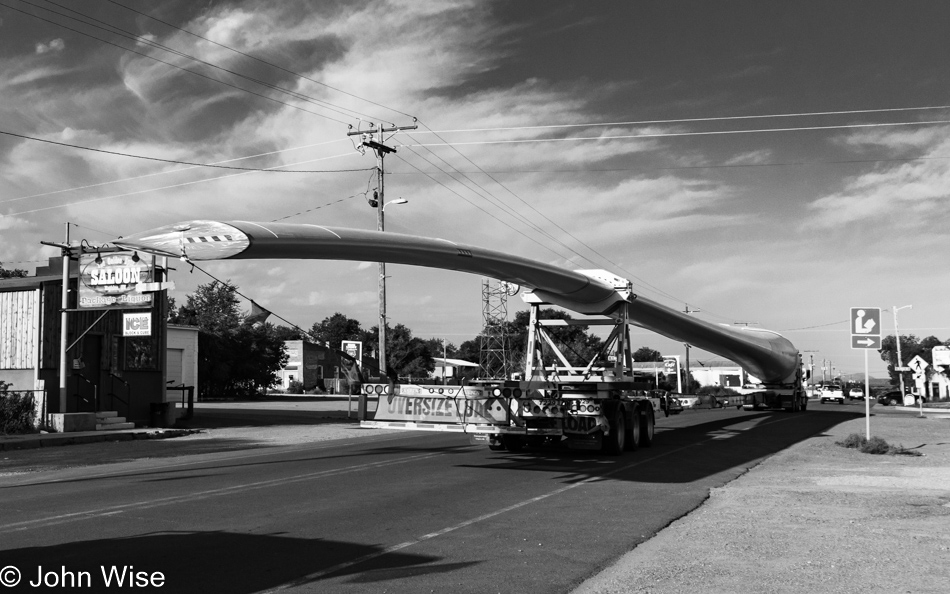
125 336 159 370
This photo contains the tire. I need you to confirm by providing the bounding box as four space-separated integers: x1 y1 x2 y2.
639 404 654 448
887 398 897 406
604 404 627 455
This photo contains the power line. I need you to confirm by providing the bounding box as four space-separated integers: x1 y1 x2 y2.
400 119 950 148
0 138 350 206
408 121 690 307
391 152 584 265
2 152 363 216
0 129 375 174
36 0 374 123
100 0 416 124
386 153 950 175
0 0 354 125
410 105 950 135
269 170 377 222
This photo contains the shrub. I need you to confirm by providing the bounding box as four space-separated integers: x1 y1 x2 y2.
835 432 922 456
287 380 305 394
0 389 37 434
836 433 866 449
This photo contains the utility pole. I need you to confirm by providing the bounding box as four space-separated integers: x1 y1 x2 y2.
802 350 818 386
59 223 70 413
683 305 700 394
346 121 417 377
893 305 912 397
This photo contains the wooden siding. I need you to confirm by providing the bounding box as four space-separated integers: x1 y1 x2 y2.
0 290 39 369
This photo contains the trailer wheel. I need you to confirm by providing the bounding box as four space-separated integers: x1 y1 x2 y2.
604 405 627 455
639 405 654 448
623 404 640 452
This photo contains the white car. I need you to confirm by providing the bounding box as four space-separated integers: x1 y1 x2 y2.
848 388 866 400
675 394 700 409
819 386 845 404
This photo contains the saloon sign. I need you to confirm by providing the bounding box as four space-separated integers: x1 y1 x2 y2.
79 252 153 310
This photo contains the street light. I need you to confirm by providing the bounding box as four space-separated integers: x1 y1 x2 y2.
377 198 408 378
893 304 912 397
383 198 408 211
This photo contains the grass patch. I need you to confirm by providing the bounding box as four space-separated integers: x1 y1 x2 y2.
835 433 923 456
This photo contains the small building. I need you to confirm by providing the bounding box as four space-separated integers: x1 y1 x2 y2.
166 324 199 405
277 340 380 392
630 358 759 390
431 357 479 382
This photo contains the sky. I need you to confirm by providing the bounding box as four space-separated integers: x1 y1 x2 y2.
2 0 949 380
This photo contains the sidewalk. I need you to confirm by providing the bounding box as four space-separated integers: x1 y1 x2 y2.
0 395 370 452
572 408 950 594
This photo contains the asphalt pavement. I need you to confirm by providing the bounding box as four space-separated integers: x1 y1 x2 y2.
0 397 950 592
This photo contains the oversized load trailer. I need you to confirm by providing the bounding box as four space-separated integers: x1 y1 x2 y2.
361 301 681 454
111 220 808 451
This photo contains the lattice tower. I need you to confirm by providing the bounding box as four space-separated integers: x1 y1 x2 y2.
478 278 510 379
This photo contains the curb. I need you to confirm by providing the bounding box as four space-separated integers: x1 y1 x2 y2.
0 428 202 452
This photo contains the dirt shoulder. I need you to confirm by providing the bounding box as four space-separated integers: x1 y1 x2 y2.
573 411 950 594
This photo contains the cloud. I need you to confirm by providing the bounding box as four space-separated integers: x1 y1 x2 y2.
805 128 950 229
35 39 65 54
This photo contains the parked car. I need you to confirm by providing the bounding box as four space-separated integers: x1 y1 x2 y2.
848 387 866 400
876 390 917 406
819 385 845 404
675 394 701 409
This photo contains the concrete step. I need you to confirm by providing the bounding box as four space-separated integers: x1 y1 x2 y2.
97 416 128 425
96 422 135 431
96 411 118 420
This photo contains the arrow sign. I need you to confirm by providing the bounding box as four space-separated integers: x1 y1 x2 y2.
851 335 881 349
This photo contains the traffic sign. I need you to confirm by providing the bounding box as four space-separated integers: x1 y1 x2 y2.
850 307 881 350
850 307 881 336
933 345 950 366
851 335 881 349
908 355 929 374
895 366 911 371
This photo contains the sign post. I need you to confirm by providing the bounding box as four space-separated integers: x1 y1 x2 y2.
850 307 881 439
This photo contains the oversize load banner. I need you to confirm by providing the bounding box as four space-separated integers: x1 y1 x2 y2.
374 387 508 424
79 252 153 310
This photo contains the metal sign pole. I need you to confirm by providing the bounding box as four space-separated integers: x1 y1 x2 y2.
865 349 870 440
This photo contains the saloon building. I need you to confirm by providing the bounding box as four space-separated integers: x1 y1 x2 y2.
0 252 178 427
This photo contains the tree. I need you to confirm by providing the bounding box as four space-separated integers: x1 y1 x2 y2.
271 325 306 341
456 338 481 365
185 280 243 334
504 309 604 370
633 347 664 362
880 333 947 392
173 281 287 398
0 263 28 279
308 313 364 349
366 323 434 378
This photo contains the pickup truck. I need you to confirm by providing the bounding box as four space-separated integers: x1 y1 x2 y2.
819 385 845 404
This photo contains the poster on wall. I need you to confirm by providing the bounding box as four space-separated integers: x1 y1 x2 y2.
123 312 152 337
78 252 153 310
341 340 362 366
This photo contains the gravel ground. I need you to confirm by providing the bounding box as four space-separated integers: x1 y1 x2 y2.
572 412 950 594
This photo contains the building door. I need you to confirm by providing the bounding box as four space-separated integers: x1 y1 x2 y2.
166 348 184 402
76 336 102 412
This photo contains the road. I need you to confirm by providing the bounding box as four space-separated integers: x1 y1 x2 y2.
0 403 862 593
